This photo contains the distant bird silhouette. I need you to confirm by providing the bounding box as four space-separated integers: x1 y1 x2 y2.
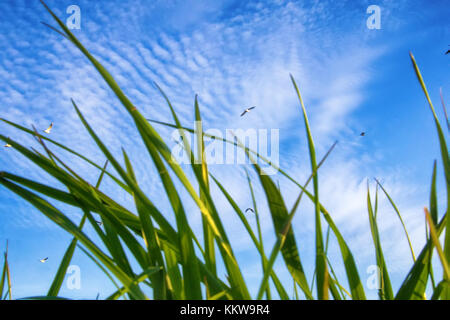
44 122 53 134
245 208 254 213
446 50 450 55
240 106 256 117
39 257 48 263
96 220 103 226
360 132 366 136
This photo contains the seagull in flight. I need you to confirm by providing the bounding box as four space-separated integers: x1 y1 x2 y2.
245 208 254 213
44 122 53 134
240 106 256 117
39 257 48 263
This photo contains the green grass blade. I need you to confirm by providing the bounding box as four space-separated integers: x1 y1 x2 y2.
410 52 450 263
367 184 394 300
375 179 416 262
395 213 447 299
290 74 328 299
0 177 147 299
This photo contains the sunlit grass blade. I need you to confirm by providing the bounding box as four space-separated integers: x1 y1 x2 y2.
194 96 216 279
395 213 447 299
290 74 328 299
410 52 450 263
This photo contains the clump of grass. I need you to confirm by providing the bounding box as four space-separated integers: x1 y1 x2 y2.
0 1 448 300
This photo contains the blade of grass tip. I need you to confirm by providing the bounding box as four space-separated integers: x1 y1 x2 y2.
367 182 394 300
375 178 416 262
439 88 450 131
429 161 439 225
47 160 109 297
290 74 328 300
410 52 450 263
395 213 447 299
0 244 6 299
195 95 216 278
0 242 8 300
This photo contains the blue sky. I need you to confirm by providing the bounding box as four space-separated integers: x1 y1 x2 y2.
0 0 449 299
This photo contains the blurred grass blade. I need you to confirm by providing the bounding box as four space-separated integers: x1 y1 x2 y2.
0 177 147 299
47 160 108 297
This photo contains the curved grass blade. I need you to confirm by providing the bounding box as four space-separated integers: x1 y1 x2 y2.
410 52 450 263
367 184 394 300
290 74 328 299
375 179 416 262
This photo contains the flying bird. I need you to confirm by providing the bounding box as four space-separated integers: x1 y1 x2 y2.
44 122 53 134
446 50 450 55
4 143 11 148
245 208 254 213
360 132 366 136
240 106 256 117
96 220 103 226
39 257 48 263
